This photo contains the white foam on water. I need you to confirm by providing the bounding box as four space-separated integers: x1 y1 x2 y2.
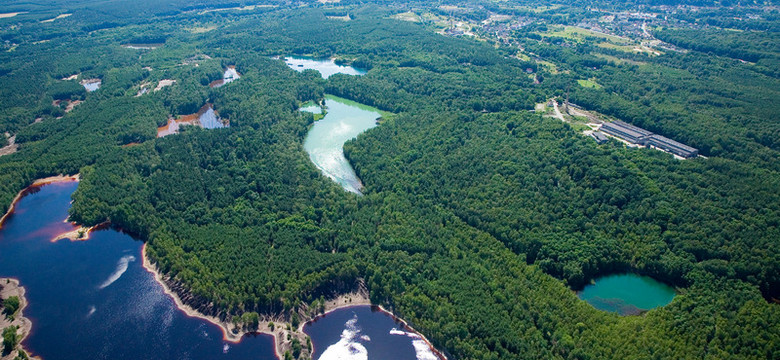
410 339 439 360
389 328 406 336
98 255 136 289
389 328 439 360
319 315 369 360
86 305 96 318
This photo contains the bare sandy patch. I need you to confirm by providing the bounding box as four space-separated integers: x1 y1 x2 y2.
52 99 82 112
51 221 109 242
41 13 71 23
154 79 176 92
0 12 26 19
142 242 376 359
0 135 17 158
326 15 351 21
135 82 152 97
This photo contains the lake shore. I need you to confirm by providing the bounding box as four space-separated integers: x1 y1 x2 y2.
1 174 444 359
0 174 80 230
141 242 382 359
142 243 446 360
302 303 448 360
0 175 79 359
373 306 448 360
51 221 110 243
0 278 38 360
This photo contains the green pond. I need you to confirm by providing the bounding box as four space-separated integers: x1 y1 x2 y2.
302 95 384 194
578 274 676 315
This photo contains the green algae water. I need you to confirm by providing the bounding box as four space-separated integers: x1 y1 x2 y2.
303 95 384 194
578 274 676 315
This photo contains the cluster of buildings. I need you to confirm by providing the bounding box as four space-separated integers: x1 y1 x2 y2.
597 120 699 159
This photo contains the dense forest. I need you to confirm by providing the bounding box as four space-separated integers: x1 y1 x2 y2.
0 1 778 359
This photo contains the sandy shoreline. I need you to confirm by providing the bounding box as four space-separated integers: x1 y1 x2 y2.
1 174 445 359
373 306 449 360
301 302 447 360
0 174 80 230
141 243 378 359
0 175 76 360
51 221 109 242
0 278 38 360
141 243 246 340
142 241 446 360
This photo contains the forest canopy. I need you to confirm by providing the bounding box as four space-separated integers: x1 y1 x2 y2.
0 1 778 359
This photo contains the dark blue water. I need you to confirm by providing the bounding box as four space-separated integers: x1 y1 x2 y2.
304 306 439 360
0 181 276 360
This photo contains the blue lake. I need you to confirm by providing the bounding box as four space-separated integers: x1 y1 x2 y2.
305 306 440 360
0 182 442 360
0 181 276 360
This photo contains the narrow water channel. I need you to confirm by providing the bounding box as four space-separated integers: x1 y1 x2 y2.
302 96 382 194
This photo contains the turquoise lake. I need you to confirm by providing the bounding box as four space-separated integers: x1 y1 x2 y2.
578 274 676 315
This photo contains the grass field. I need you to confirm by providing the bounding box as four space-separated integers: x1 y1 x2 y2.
592 53 648 66
537 60 561 74
543 26 630 44
391 11 420 22
514 52 531 61
578 79 603 89
511 5 561 13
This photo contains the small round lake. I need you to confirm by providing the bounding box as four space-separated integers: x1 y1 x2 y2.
283 57 366 79
578 274 676 316
81 79 101 92
303 95 383 194
304 306 441 360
